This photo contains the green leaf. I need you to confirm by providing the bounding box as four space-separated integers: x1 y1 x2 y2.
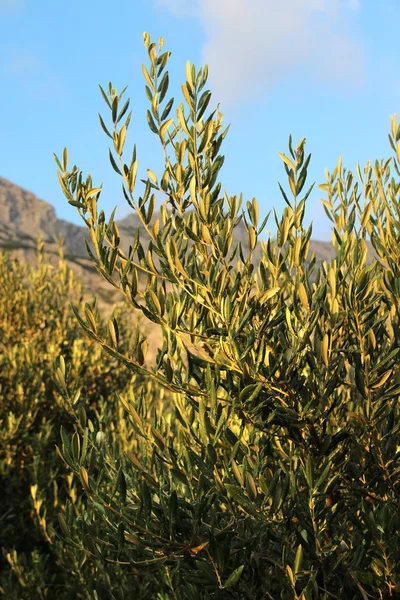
112 96 118 123
278 152 296 171
158 72 169 103
161 97 174 121
98 113 112 138
239 383 262 404
62 147 68 171
197 90 212 121
160 118 174 140
99 84 111 108
147 109 158 134
58 513 70 538
315 460 332 489
109 149 122 175
117 98 130 123
53 152 63 171
224 565 244 588
293 544 303 576
259 287 280 304
305 456 314 489
225 484 259 517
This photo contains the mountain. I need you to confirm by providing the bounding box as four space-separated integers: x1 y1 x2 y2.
0 177 85 255
0 176 378 305
0 177 117 306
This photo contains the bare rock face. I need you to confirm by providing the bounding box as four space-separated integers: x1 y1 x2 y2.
0 177 57 234
0 177 87 257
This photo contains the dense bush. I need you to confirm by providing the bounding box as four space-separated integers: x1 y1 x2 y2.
54 33 400 598
0 242 155 598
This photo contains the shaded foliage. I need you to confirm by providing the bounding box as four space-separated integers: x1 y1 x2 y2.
0 244 149 598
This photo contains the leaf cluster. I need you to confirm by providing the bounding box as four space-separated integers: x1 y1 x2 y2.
54 34 400 599
0 245 149 599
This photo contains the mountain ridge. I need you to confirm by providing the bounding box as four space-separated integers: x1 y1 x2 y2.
0 176 377 305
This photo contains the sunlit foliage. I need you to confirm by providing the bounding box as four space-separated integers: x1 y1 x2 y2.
54 32 400 599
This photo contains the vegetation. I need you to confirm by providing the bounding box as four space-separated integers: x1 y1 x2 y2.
0 242 150 598
54 31 400 599
2 30 400 599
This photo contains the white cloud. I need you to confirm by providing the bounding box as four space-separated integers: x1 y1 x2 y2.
0 0 24 14
157 0 365 107
346 0 360 10
156 0 197 17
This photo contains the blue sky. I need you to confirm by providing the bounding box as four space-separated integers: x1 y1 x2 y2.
0 0 398 240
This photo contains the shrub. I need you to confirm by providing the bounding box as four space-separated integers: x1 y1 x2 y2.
55 33 400 599
0 243 149 598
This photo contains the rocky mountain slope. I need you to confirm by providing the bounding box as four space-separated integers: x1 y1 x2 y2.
0 176 377 306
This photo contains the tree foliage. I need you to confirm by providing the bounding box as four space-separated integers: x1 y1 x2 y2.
0 243 147 599
53 33 400 599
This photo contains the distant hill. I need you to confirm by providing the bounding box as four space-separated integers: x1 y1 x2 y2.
0 177 84 254
0 176 377 306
